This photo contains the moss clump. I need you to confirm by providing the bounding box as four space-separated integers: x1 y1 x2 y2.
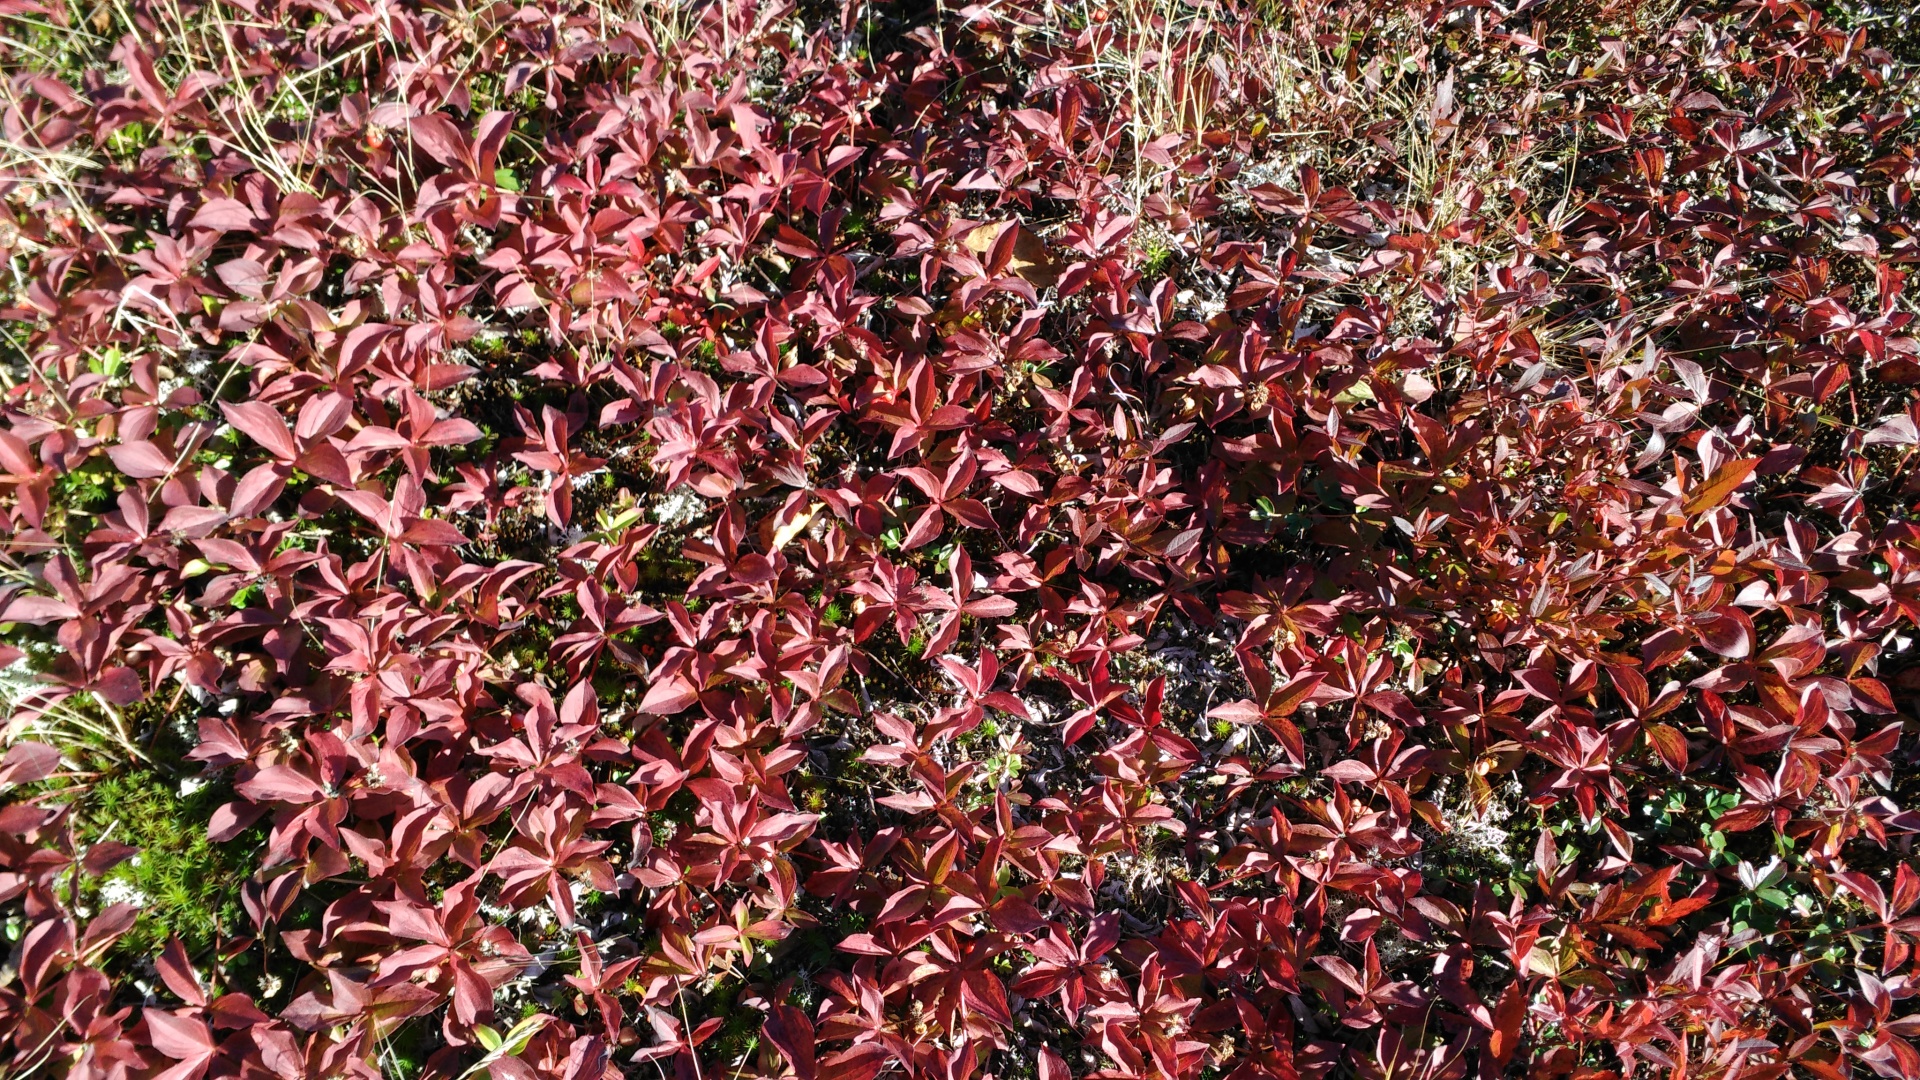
78 767 263 958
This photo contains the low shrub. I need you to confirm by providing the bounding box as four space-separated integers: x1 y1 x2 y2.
0 1 1917 1078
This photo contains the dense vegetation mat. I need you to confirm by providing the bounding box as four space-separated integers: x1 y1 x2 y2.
1 0 1919 1077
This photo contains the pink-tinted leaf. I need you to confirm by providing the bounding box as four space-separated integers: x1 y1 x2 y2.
107 440 176 478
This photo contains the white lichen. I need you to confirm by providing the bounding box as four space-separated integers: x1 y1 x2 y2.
652 486 708 529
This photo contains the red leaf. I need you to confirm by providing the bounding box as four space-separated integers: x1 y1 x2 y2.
764 1005 818 1080
107 440 176 479
145 1009 215 1064
0 741 60 787
229 463 289 518
156 937 208 1006
1692 606 1753 659
0 595 79 623
409 114 469 169
189 197 255 232
235 765 324 804
639 676 699 715
399 517 469 547
221 401 298 460
1645 723 1689 772
1488 982 1526 1065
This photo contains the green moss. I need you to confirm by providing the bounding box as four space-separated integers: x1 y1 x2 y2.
704 985 762 1068
50 465 116 516
78 767 263 958
1139 239 1175 279
104 122 149 158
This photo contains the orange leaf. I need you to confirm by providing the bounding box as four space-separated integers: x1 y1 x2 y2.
1681 457 1758 515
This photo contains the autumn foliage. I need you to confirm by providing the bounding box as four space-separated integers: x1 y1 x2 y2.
1 0 1919 1077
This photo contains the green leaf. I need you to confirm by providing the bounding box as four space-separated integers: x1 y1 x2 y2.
458 1015 552 1080
493 167 522 192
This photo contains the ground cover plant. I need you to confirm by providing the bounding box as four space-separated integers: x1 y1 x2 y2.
1 0 1918 1076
